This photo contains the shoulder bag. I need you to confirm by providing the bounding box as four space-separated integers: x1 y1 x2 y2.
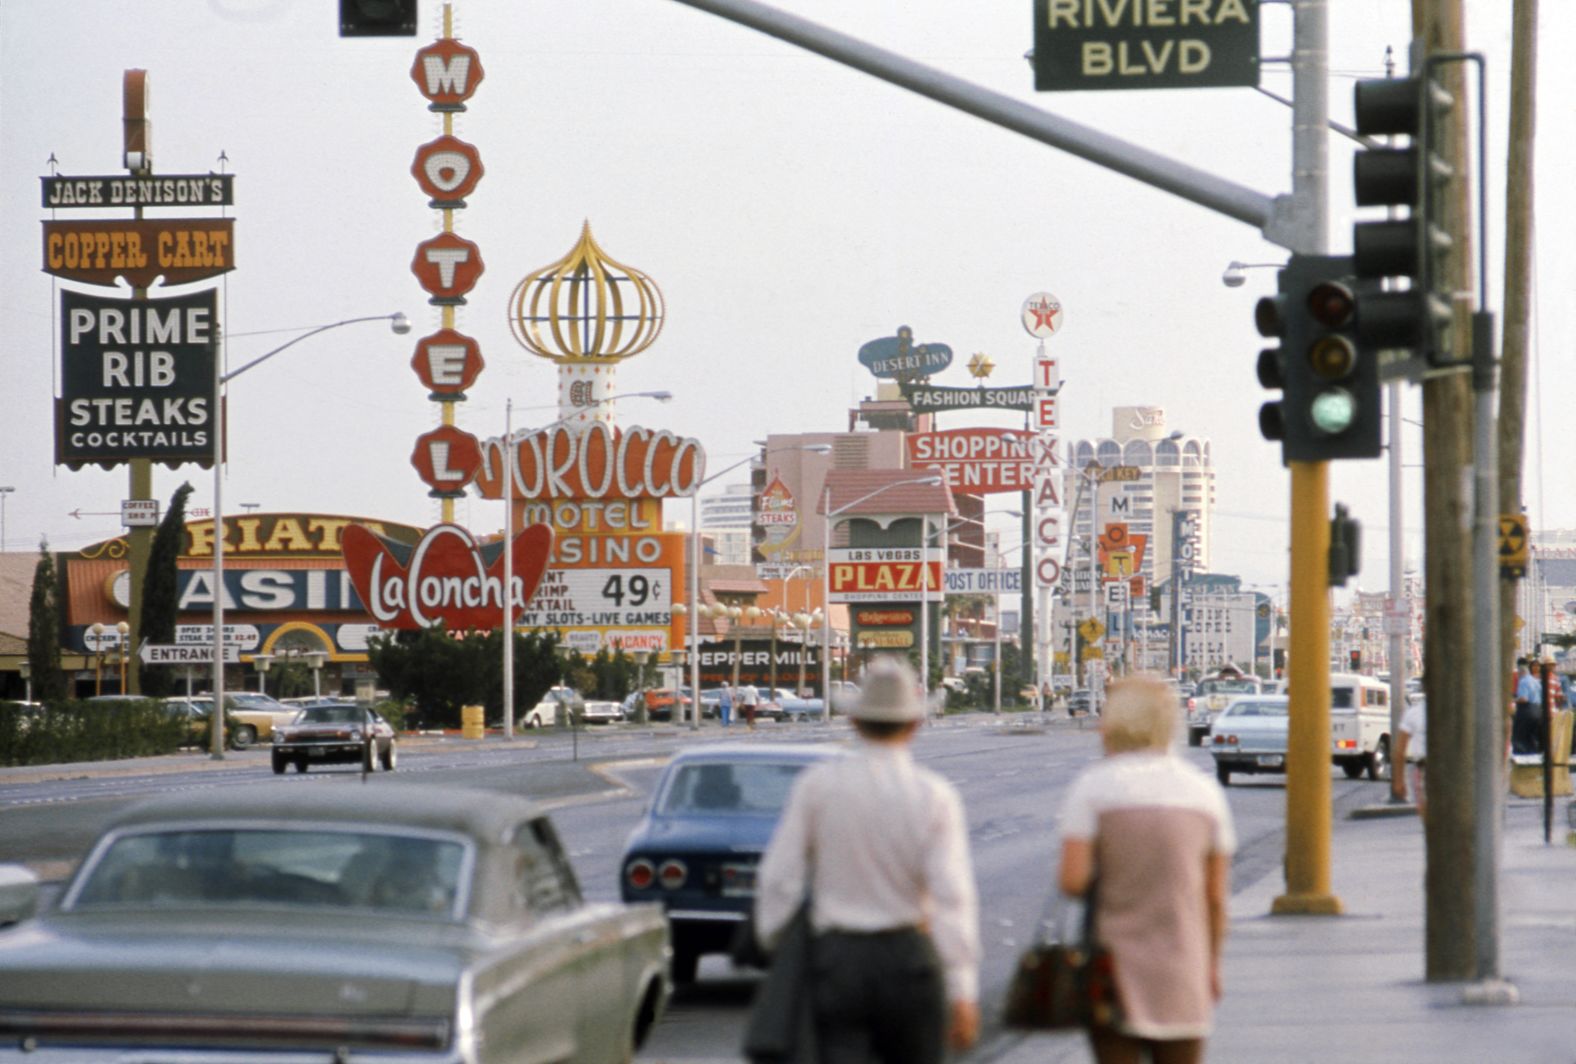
1002 882 1121 1030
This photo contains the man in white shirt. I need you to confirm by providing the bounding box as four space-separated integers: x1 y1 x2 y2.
1390 697 1427 818
755 658 980 1062
738 683 761 730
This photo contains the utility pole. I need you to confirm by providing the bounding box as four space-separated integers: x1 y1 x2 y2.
1495 0 1537 779
1273 0 1340 917
1413 0 1480 980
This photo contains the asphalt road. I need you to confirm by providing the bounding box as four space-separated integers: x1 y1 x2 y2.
0 718 1383 1062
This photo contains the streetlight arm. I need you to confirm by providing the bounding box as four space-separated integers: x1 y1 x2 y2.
222 313 409 384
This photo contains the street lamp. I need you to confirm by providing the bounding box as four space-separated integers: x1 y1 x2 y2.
683 443 832 730
1220 260 1283 288
305 650 327 698
0 486 13 552
90 623 105 696
821 475 944 721
497 390 673 739
115 621 130 694
252 652 274 696
211 312 409 759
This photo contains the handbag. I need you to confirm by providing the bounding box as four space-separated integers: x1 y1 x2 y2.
1003 884 1121 1030
742 900 818 1064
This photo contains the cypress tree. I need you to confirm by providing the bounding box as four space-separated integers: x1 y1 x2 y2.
26 544 68 703
137 483 193 697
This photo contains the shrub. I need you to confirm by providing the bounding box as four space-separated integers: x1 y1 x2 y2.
0 699 187 766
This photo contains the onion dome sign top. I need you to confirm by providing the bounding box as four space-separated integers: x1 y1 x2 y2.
858 325 953 381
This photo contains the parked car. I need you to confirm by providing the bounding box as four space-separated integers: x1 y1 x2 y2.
620 743 840 984
0 783 669 1062
581 700 625 725
523 686 585 728
188 692 297 748
271 701 397 774
769 688 825 721
1187 673 1263 746
1208 695 1289 785
640 688 690 723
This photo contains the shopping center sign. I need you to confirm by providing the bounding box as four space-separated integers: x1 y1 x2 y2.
907 428 1035 495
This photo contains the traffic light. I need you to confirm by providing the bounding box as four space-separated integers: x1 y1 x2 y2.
1328 503 1361 587
1255 255 1381 463
340 0 417 36
1351 67 1456 365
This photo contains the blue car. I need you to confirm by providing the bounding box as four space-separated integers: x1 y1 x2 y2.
619 743 840 983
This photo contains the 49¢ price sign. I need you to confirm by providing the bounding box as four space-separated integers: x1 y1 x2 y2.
516 567 673 630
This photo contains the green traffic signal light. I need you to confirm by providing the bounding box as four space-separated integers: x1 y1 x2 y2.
1309 389 1357 435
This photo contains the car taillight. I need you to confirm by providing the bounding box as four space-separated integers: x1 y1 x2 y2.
658 859 687 890
1335 739 1356 750
1214 734 1238 746
625 859 655 890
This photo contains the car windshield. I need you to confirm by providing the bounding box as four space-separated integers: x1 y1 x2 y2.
1224 700 1288 718
660 761 811 816
71 828 468 919
229 693 287 711
298 705 363 724
1199 679 1258 695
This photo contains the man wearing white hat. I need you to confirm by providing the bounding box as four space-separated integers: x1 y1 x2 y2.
755 658 980 1062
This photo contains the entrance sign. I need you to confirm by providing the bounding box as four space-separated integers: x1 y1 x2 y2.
140 642 238 665
1032 0 1260 91
56 287 217 469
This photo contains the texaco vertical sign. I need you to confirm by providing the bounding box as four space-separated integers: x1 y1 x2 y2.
1024 292 1064 684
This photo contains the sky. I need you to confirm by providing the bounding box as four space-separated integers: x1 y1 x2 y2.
1 0 1569 605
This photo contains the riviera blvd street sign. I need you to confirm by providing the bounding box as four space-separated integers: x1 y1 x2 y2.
1032 0 1260 91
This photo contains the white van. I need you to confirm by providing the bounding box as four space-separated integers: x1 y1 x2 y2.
1329 672 1390 779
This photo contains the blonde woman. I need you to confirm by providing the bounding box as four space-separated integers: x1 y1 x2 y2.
1057 675 1236 1064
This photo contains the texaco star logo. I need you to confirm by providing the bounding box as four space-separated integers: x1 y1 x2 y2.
1021 291 1064 338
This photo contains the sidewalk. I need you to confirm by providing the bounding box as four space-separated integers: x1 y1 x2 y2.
993 794 1576 1064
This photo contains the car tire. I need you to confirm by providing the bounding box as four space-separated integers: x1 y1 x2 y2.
1340 759 1365 779
1216 763 1231 786
525 714 540 729
381 741 396 771
1367 738 1389 782
293 759 309 773
271 752 287 775
670 948 699 986
231 724 258 749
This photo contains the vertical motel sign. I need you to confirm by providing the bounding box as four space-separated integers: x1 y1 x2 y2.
1033 354 1062 592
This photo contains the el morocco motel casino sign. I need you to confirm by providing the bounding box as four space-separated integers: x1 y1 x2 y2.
460 421 704 654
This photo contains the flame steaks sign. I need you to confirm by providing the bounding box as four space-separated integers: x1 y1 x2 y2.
342 523 553 630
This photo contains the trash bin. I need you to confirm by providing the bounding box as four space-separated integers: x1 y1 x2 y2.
461 703 485 741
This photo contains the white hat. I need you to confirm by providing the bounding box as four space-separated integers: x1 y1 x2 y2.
848 659 926 723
